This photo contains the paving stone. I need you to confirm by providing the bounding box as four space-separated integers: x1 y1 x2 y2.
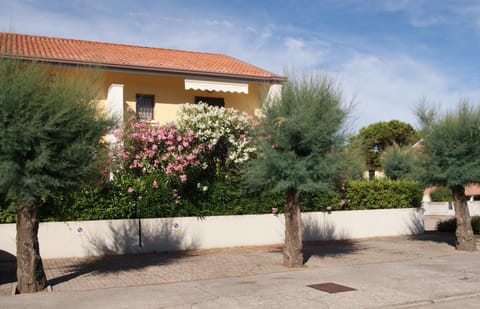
0 233 464 297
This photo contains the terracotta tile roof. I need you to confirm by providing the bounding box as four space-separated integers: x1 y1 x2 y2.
0 32 284 82
466 184 480 196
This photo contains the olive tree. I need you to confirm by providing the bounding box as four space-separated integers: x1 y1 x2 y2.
417 101 480 251
0 59 114 293
244 73 351 267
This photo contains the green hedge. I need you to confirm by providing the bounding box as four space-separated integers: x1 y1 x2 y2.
342 179 423 210
430 187 453 202
1 178 423 223
437 216 480 234
7 172 285 222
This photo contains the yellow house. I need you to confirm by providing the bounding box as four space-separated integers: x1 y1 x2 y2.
0 32 284 126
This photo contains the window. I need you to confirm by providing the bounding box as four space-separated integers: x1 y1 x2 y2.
136 95 154 120
195 96 225 108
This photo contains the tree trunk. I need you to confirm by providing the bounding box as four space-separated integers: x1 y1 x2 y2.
283 189 303 267
452 185 477 251
16 203 48 293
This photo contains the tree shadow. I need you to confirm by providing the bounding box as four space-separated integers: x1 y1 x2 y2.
0 250 16 262
406 209 456 247
48 218 199 287
301 213 361 264
406 208 426 235
0 250 16 285
408 231 456 247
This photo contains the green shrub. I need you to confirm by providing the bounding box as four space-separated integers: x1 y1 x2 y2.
28 170 285 221
0 198 16 223
437 216 480 234
342 179 423 210
301 191 339 212
179 171 284 216
430 187 453 202
0 208 16 223
2 176 424 223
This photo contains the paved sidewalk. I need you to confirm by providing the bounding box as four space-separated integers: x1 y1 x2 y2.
1 233 480 308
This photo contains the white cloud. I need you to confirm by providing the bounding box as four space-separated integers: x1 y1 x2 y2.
205 19 233 27
373 0 480 29
334 52 480 130
284 37 304 50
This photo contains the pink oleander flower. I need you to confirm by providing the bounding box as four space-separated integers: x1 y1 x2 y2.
152 180 159 188
180 174 187 183
127 187 135 193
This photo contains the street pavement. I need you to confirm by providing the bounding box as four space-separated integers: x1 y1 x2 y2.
1 233 480 308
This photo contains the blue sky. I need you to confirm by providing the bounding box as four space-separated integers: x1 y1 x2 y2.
2 0 480 132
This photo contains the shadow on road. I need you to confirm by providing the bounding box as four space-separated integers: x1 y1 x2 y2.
0 261 16 285
48 219 197 288
47 250 197 287
302 240 362 264
408 231 456 247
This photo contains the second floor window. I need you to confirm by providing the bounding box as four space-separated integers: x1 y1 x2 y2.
136 95 154 120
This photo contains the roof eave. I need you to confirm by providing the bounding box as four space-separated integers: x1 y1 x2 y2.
2 55 286 84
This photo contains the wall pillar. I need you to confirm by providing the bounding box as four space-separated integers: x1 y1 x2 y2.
107 84 124 128
106 84 124 180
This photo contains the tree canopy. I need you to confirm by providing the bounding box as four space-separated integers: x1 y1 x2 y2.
417 102 480 188
353 120 418 169
381 145 422 181
416 100 480 251
0 59 115 293
0 61 114 205
244 74 351 195
244 72 352 267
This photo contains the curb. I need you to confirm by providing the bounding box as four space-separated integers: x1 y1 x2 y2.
392 291 480 308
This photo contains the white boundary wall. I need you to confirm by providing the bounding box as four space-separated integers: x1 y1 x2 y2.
423 201 480 216
0 208 423 261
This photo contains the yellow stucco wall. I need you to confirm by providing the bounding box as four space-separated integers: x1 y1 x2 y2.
45 66 109 113
98 71 268 123
46 66 271 124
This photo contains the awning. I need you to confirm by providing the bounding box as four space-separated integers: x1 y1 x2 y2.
185 79 248 94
